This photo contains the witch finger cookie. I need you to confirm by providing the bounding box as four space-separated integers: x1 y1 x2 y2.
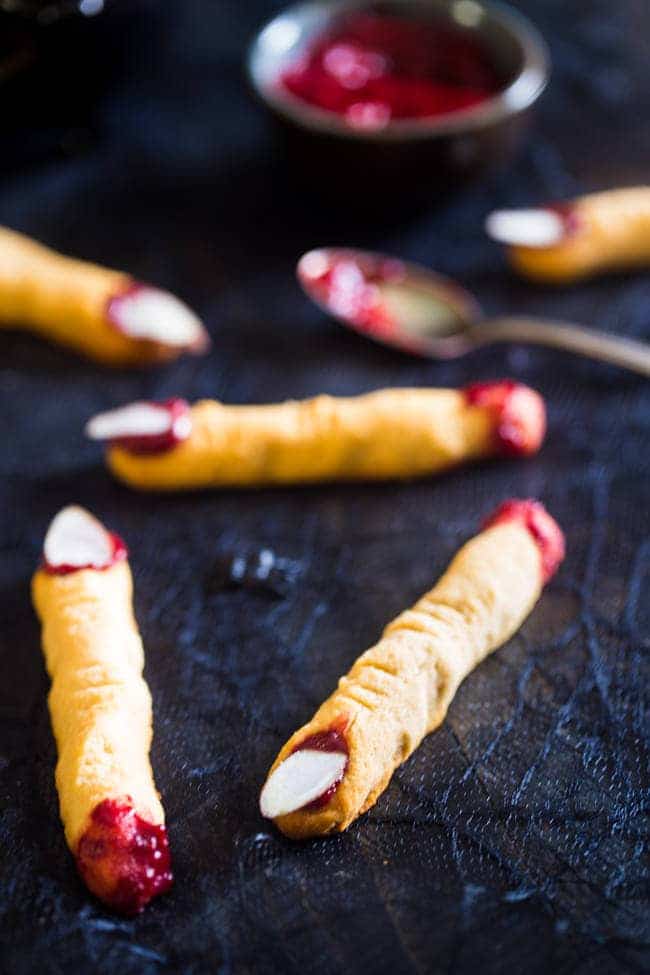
0 225 209 364
85 381 546 491
32 506 172 913
486 186 650 283
259 499 565 839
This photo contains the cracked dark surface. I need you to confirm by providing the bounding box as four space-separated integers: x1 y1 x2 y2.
1 1 649 972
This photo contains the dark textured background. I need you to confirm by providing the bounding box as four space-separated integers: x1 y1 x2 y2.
1 1 649 972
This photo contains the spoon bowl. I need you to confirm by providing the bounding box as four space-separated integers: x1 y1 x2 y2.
297 246 650 375
297 247 481 356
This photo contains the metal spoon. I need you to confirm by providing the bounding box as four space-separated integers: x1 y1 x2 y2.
297 247 650 377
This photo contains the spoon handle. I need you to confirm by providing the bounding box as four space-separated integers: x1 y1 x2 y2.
477 316 650 377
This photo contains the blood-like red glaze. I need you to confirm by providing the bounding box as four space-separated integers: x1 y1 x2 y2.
280 13 502 129
292 725 349 811
300 252 405 338
464 380 546 457
109 398 192 455
75 798 172 915
294 728 349 755
483 499 565 584
545 201 582 241
42 531 128 576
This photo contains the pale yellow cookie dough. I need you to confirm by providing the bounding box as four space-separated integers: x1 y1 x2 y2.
106 388 517 490
32 560 164 850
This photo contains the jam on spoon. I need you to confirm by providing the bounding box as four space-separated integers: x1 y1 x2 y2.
297 246 650 377
297 248 472 349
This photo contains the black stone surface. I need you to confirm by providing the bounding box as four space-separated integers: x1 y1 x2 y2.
1 2 649 973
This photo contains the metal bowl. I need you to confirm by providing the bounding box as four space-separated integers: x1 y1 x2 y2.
247 0 550 211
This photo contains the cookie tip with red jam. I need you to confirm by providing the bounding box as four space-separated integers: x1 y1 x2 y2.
260 722 350 820
85 398 192 455
75 798 172 915
464 380 546 457
483 498 565 583
42 506 128 576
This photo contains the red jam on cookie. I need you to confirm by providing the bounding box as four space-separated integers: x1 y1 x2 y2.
259 716 351 819
43 532 127 576
41 506 128 576
544 201 582 240
464 380 546 457
85 398 192 455
292 727 350 810
76 798 173 915
483 498 565 583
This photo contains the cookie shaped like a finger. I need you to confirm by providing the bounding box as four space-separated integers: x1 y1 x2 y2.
486 186 650 282
260 499 565 839
32 507 172 914
86 381 545 491
0 225 209 365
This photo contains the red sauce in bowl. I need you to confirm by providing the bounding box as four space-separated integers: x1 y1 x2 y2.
280 13 502 129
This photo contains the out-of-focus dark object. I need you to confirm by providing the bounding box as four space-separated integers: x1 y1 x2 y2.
0 0 144 171
0 0 104 23
247 0 549 211
207 547 303 599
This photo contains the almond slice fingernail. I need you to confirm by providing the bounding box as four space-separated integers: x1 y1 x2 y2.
485 208 566 248
107 284 209 351
43 505 126 573
259 749 348 819
85 398 191 454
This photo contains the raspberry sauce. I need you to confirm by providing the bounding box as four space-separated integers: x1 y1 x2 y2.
483 499 565 583
300 252 402 337
464 380 546 457
76 798 173 915
545 201 582 241
280 13 501 129
42 532 128 576
292 726 349 810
